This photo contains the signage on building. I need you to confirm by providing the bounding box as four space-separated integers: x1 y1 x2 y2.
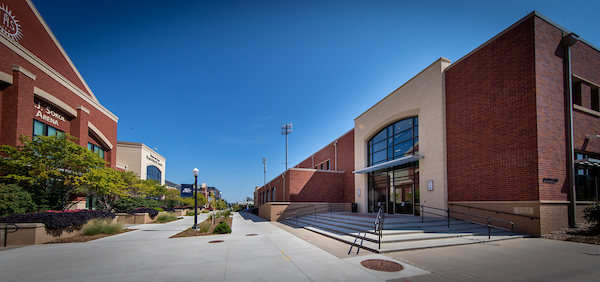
34 101 67 127
1 4 23 41
146 154 163 167
181 184 193 198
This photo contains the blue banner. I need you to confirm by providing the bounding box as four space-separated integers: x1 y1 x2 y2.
181 184 194 198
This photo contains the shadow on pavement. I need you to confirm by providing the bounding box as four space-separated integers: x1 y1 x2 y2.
238 212 268 222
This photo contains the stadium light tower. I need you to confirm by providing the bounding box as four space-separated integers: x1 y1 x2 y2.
262 158 267 185
281 123 292 171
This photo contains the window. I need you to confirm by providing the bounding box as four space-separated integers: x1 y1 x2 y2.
573 80 582 106
575 153 599 201
592 87 599 112
147 165 161 182
368 117 419 166
272 187 276 202
88 143 105 160
33 120 63 137
326 160 330 170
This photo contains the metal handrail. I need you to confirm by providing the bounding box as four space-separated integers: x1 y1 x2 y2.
449 203 540 220
3 223 18 247
374 204 385 249
419 204 514 239
277 204 315 215
283 204 337 224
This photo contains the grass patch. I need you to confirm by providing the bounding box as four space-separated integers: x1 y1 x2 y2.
199 222 211 233
154 212 177 223
82 219 123 236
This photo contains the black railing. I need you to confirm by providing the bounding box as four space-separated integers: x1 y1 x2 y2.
3 223 18 247
283 204 337 224
374 206 385 249
449 203 540 220
419 204 514 239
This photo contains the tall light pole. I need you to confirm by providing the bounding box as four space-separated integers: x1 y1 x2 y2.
192 167 199 230
281 123 292 171
262 158 267 185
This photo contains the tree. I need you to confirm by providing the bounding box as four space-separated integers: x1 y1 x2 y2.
81 167 127 211
0 134 106 210
0 183 36 216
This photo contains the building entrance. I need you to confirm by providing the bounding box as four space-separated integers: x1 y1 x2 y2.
367 162 419 215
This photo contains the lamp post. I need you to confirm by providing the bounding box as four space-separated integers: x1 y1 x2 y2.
192 167 199 230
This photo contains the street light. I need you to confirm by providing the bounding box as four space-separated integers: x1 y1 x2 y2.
192 167 199 230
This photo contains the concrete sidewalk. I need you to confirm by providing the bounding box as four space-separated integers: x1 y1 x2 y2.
0 212 426 281
1 212 599 281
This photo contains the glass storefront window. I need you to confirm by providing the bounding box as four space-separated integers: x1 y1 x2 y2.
33 120 62 137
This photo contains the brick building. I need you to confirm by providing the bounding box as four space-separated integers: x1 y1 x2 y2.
255 129 354 220
256 12 600 236
445 12 600 236
0 0 118 167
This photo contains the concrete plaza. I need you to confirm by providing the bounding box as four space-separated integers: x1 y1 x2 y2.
0 212 599 281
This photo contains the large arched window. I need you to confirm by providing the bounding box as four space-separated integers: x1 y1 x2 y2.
368 117 418 166
146 165 162 182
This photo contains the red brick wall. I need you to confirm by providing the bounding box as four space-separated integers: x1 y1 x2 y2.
3 0 91 96
446 16 539 202
534 17 569 201
288 170 345 202
258 129 355 204
0 1 118 166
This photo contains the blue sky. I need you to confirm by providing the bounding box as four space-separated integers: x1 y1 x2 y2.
31 0 600 203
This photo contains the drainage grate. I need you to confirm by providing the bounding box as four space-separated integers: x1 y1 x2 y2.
246 234 258 236
360 259 404 272
208 240 224 243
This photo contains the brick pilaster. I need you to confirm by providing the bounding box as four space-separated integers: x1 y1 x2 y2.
1 65 36 146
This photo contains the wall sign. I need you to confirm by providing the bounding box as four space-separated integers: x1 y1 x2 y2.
0 4 23 41
543 178 559 184
34 101 67 127
146 154 163 167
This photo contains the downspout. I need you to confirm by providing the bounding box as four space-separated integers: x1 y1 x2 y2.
311 155 315 168
334 140 338 170
562 32 579 228
282 173 286 202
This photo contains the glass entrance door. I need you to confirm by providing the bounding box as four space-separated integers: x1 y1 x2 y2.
368 161 419 215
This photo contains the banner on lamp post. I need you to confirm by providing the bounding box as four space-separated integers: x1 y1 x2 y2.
181 184 194 198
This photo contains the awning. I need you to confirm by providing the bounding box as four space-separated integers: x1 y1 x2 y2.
575 158 600 167
353 154 423 174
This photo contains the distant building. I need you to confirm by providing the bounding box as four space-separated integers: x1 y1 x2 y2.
116 141 166 185
165 180 180 191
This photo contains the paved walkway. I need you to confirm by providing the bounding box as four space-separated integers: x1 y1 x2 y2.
0 212 425 281
1 212 599 281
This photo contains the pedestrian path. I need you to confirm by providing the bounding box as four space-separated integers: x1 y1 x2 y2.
0 212 429 282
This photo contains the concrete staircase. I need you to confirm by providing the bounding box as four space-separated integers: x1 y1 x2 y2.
280 212 526 253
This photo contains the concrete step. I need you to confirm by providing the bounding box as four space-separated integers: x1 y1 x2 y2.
281 213 526 253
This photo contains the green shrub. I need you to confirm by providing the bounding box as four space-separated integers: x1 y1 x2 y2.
584 202 600 229
201 209 209 213
213 222 231 234
215 211 222 218
155 207 164 212
186 209 202 216
82 218 123 235
0 184 36 217
155 212 177 223
113 198 164 212
222 210 231 217
199 222 210 233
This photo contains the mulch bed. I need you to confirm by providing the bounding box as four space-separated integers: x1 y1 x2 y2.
44 228 136 244
170 216 232 238
542 224 600 245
